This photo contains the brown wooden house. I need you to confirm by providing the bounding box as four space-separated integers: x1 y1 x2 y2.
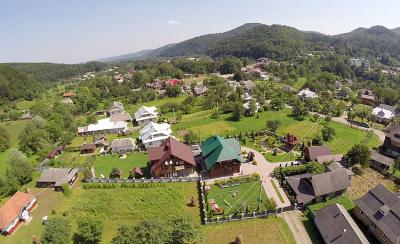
147 137 196 178
80 143 96 154
304 145 332 161
200 136 243 178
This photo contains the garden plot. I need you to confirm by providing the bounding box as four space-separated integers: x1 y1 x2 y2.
205 178 269 218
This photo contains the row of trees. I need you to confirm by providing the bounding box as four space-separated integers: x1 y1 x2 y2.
40 215 198 244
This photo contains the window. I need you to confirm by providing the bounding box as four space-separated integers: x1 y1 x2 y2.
382 234 387 241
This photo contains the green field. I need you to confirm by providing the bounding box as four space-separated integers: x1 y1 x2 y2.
202 217 295 244
94 153 148 178
207 181 268 216
174 108 381 155
55 151 149 178
0 120 28 176
0 182 200 244
15 100 35 110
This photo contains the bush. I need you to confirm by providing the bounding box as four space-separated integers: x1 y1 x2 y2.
61 183 72 197
214 174 260 187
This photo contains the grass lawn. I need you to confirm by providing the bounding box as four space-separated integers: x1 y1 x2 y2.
15 100 35 110
1 182 200 244
206 181 268 217
292 77 307 90
0 120 28 176
94 152 149 178
307 195 355 214
202 217 295 244
174 108 381 155
124 96 189 115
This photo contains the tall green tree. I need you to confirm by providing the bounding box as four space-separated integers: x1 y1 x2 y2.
346 144 371 168
231 102 244 121
41 217 72 244
74 217 103 244
0 126 10 152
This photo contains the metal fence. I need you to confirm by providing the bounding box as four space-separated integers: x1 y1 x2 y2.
198 180 295 225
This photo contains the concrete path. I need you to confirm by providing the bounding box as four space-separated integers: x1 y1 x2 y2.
241 147 291 208
280 210 313 244
241 147 312 244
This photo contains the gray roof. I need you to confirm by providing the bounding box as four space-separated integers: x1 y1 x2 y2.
111 138 135 149
314 203 370 244
311 169 351 196
370 150 394 167
355 184 400 244
110 113 132 122
316 154 343 164
37 168 78 185
286 170 351 204
378 104 396 113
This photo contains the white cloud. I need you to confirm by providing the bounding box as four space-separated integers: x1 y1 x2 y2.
167 20 180 25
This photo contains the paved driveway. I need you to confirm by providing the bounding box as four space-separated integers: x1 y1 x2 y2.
241 147 291 208
242 147 312 244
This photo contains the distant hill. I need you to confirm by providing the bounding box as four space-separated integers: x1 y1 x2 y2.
332 25 400 59
0 64 44 102
98 23 400 62
97 43 176 63
391 27 400 35
158 23 263 57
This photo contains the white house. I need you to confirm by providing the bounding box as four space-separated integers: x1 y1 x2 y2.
298 89 318 100
139 121 172 148
372 104 396 123
77 118 128 136
134 106 158 126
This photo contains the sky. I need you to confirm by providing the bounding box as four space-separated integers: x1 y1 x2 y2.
1 0 400 64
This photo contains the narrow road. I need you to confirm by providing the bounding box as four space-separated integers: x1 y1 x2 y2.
241 147 291 208
241 147 312 244
280 210 313 244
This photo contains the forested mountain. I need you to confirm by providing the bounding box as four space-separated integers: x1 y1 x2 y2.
332 26 400 61
100 23 400 63
7 62 107 83
97 43 176 63
208 25 314 59
158 23 263 57
0 62 108 103
391 27 400 35
0 64 45 103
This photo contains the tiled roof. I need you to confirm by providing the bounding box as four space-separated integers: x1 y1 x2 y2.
0 192 35 229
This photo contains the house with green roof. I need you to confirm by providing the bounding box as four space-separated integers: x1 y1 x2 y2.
200 136 243 178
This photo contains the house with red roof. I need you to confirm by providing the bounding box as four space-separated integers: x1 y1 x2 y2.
147 137 196 177
0 192 37 235
165 79 182 87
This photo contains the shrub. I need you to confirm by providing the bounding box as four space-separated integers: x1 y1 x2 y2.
61 184 72 197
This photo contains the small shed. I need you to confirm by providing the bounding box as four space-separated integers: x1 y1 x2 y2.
81 144 96 154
